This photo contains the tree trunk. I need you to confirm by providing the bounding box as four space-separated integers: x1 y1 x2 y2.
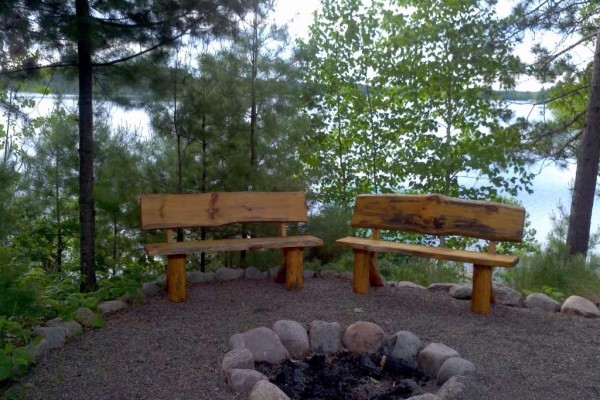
566 31 600 256
76 0 97 292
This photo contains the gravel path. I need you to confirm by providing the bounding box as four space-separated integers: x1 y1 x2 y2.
6 277 600 400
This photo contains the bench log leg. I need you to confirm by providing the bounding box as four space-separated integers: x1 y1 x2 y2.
284 247 303 290
167 254 187 303
353 249 370 294
369 252 384 287
471 264 492 315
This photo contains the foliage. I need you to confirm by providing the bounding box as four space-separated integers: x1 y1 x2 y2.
305 205 353 264
300 0 534 208
500 210 600 302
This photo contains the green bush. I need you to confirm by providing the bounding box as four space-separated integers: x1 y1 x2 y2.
500 211 600 303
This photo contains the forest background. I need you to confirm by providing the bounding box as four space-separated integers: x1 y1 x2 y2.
2 0 600 384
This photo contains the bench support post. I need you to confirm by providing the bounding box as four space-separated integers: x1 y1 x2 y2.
284 247 303 290
471 264 492 315
353 249 370 294
167 254 187 303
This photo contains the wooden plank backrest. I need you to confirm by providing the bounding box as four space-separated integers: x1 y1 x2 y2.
140 192 308 230
351 194 525 242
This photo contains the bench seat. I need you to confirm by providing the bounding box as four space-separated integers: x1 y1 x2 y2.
337 194 526 315
336 237 519 268
146 236 323 257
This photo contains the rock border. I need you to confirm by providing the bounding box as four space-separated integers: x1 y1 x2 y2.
222 320 476 399
147 267 600 319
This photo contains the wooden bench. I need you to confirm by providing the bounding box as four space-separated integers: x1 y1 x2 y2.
140 192 323 303
336 194 526 315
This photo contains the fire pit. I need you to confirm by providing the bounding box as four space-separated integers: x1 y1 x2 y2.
222 320 475 399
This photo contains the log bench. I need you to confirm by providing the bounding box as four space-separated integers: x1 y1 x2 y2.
140 192 323 303
336 194 526 315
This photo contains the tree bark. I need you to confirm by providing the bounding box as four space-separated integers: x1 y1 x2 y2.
76 0 97 292
566 31 600 256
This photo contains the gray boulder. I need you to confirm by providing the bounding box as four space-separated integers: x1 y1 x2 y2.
560 295 600 318
427 283 456 292
524 293 561 312
187 271 215 284
227 369 267 395
319 270 340 279
436 375 470 400
384 331 422 369
396 281 426 290
142 282 161 296
407 394 441 400
222 348 254 375
26 339 50 361
492 284 523 306
245 267 267 280
46 318 82 338
449 284 471 300
437 357 476 385
272 320 309 359
342 321 385 355
75 307 96 328
98 300 126 315
309 321 342 354
248 380 291 400
215 267 244 281
340 272 353 280
229 327 289 364
304 269 316 279
32 326 67 349
418 343 460 378
154 274 167 288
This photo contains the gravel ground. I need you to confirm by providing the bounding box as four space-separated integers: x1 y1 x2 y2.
5 277 600 400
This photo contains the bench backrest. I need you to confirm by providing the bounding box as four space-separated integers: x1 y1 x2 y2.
140 192 308 230
351 194 525 242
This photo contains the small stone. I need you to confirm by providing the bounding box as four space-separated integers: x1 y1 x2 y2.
427 283 456 292
319 270 340 278
215 267 244 281
98 300 126 315
309 320 342 354
342 321 385 355
268 267 281 278
46 319 82 338
418 343 460 378
222 349 254 375
437 357 476 385
449 284 471 300
228 368 267 394
384 331 422 368
561 295 600 318
187 271 215 284
229 333 245 350
304 270 316 279
75 307 96 328
248 380 291 400
245 267 267 280
32 327 67 349
272 320 309 359
142 282 161 296
524 293 561 312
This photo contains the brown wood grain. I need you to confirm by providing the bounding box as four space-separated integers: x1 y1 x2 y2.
145 236 323 256
140 192 309 230
351 194 525 242
336 237 518 268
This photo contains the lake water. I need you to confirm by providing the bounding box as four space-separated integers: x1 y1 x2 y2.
15 95 600 247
